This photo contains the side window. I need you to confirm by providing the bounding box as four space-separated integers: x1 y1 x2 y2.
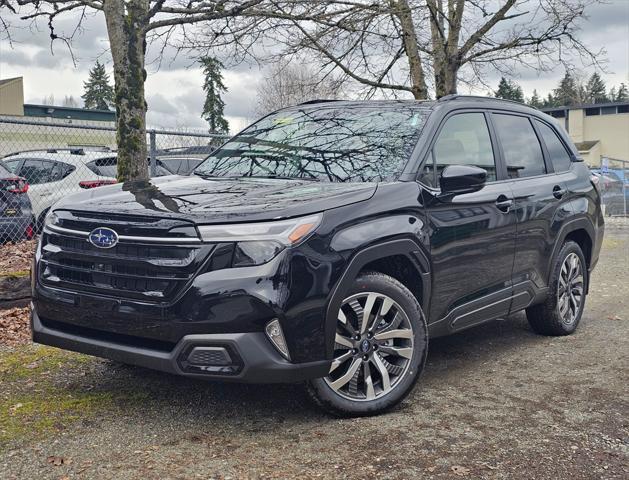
3 159 21 174
55 161 76 179
421 113 497 187
19 159 58 185
535 120 572 172
493 114 546 179
87 157 118 177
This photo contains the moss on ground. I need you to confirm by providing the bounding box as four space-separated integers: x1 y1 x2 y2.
0 270 30 278
0 345 147 449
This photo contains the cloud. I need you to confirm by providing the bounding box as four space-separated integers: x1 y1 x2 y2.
1 0 627 129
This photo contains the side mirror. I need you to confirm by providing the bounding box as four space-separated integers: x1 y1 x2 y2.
440 165 487 194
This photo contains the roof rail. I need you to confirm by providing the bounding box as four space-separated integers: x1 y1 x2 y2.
298 99 343 106
438 94 528 107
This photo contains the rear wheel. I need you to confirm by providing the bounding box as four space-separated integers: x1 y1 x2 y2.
306 272 428 417
526 241 587 336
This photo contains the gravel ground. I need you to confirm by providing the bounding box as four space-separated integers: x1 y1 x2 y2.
0 231 627 480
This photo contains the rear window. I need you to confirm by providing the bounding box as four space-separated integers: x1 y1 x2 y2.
87 157 171 177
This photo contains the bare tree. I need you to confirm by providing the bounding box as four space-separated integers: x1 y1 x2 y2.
1 0 266 180
255 62 345 116
252 0 605 100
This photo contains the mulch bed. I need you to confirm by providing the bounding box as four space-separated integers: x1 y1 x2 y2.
0 240 36 274
0 306 31 347
0 241 36 346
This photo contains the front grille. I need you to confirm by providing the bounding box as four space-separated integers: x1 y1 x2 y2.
39 212 216 302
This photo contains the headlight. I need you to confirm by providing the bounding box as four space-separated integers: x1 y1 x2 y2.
44 210 59 228
198 213 322 267
197 213 322 245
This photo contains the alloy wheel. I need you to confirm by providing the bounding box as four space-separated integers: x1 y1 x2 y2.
558 252 584 325
324 292 414 401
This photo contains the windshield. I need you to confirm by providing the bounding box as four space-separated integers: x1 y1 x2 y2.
194 104 431 182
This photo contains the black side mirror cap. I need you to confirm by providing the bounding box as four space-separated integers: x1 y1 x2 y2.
440 165 487 194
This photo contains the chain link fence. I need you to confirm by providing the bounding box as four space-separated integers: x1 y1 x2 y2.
0 117 226 242
596 157 628 218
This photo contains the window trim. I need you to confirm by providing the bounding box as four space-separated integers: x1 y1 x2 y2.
488 111 549 181
415 109 503 190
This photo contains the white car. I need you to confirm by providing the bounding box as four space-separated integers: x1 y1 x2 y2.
1 148 172 229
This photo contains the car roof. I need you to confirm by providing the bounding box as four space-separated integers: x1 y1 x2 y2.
1 149 116 165
289 95 543 116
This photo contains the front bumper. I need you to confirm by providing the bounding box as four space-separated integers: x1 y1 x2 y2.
31 306 330 383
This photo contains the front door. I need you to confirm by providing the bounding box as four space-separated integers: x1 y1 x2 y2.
420 112 517 333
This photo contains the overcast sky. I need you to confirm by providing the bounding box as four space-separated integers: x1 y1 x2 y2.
1 0 627 133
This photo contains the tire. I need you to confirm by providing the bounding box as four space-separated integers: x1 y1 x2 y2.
526 241 587 336
306 272 428 417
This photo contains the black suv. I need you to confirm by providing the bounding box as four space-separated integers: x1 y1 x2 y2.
32 96 604 416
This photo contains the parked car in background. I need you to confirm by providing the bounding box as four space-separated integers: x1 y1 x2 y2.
1 149 173 230
156 157 204 175
590 170 627 216
0 164 34 242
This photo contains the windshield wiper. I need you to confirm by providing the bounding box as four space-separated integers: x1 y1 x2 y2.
194 172 319 181
240 174 319 181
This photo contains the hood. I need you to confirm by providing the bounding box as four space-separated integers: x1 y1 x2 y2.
56 175 377 224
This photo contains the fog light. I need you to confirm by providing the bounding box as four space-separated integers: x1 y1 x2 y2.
265 318 290 360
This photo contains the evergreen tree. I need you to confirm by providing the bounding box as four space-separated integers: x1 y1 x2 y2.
82 60 114 110
585 73 607 104
615 83 628 101
494 77 524 102
200 57 229 134
528 89 543 109
553 72 579 106
543 93 558 108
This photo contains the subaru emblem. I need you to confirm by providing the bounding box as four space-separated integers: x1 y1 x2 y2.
88 227 119 249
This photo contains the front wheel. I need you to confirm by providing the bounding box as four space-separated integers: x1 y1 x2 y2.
306 272 428 417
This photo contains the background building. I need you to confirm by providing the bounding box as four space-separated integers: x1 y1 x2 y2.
0 76 115 124
542 102 629 167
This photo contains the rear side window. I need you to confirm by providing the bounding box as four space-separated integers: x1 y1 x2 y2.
19 159 60 185
421 113 497 187
535 120 572 172
493 114 546 179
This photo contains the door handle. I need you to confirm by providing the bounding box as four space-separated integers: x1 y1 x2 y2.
495 195 513 213
553 185 566 199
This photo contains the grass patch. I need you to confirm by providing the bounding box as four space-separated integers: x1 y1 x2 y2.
0 345 149 449
0 391 116 446
0 345 90 381
0 270 30 278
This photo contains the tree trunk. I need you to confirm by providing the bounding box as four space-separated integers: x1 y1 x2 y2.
429 0 462 98
103 0 149 182
393 0 428 100
435 62 459 98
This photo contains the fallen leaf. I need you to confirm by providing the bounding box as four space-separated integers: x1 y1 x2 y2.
47 455 64 466
451 465 471 476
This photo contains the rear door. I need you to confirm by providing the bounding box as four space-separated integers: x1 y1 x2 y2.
420 111 517 332
490 113 573 311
